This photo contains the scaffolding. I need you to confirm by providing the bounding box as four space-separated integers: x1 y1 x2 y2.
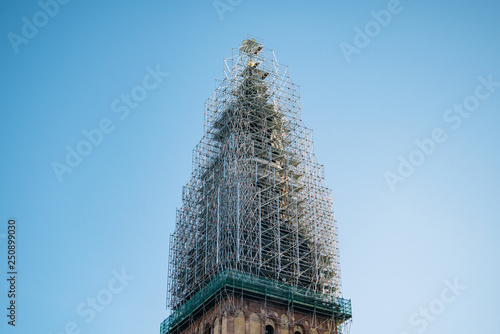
162 269 351 334
164 36 351 334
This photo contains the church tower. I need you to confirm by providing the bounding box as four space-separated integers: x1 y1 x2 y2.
161 36 352 334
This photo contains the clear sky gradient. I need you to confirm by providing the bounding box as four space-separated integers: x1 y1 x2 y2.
1 1 499 334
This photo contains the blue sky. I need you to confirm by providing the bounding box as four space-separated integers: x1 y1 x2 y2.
1 0 499 333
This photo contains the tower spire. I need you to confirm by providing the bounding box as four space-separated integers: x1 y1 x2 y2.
162 36 351 334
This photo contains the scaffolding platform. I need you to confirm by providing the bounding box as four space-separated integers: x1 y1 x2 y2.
161 269 352 334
